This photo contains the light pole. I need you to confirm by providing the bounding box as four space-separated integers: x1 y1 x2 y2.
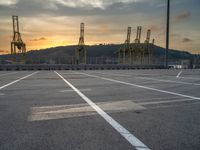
166 0 170 68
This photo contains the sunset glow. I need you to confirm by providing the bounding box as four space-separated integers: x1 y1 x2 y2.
0 0 199 54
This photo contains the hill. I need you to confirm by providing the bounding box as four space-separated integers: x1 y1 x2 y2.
0 44 194 64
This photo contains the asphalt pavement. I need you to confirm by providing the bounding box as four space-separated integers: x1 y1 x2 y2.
0 69 200 150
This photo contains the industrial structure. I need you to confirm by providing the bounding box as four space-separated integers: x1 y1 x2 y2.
132 26 142 64
11 16 26 55
143 29 152 64
119 27 132 64
119 26 155 65
8 16 155 66
75 23 87 64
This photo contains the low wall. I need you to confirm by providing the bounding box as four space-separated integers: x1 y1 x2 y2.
0 64 165 71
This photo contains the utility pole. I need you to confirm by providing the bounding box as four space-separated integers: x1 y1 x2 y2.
165 0 170 68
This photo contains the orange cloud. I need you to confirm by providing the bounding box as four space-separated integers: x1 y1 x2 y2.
99 24 109 34
182 38 193 43
0 50 8 54
149 25 162 31
175 11 191 22
30 37 47 41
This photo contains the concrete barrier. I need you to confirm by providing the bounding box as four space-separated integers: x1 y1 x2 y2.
0 64 165 71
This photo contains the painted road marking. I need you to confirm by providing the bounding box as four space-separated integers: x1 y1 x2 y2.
138 98 196 105
136 76 200 86
179 76 200 80
94 71 130 77
101 71 200 81
94 71 166 77
77 72 200 101
0 72 18 77
93 71 200 86
55 71 150 150
59 88 92 93
58 72 82 75
132 97 186 103
147 102 200 109
0 93 5 96
29 97 197 121
0 72 39 90
176 70 183 78
29 100 145 121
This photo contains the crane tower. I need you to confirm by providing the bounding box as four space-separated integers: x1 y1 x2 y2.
135 26 142 44
119 27 132 64
11 16 26 54
75 23 86 64
132 26 142 63
144 29 151 63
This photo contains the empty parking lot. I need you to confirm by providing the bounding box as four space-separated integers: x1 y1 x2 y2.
0 69 200 150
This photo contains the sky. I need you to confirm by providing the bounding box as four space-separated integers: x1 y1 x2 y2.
0 0 200 54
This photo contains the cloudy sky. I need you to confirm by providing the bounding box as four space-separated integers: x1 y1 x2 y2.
0 0 199 54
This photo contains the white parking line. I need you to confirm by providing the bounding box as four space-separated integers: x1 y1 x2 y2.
136 76 200 86
138 98 195 105
94 71 130 77
0 72 18 77
176 70 183 78
0 93 5 96
77 72 200 101
132 96 182 102
59 89 91 93
59 72 82 75
55 71 150 150
92 71 200 86
0 71 39 90
179 76 200 80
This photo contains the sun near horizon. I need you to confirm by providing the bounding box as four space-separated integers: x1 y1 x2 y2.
0 0 199 54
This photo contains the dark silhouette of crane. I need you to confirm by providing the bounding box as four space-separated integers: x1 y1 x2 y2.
132 26 142 64
75 23 87 64
119 27 132 64
11 16 26 55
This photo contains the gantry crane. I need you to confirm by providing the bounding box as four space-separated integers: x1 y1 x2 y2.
75 23 87 64
135 26 142 44
143 29 151 63
11 16 26 55
152 39 155 45
132 26 142 64
150 38 155 64
119 27 132 64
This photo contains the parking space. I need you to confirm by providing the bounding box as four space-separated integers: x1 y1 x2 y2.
0 70 200 150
